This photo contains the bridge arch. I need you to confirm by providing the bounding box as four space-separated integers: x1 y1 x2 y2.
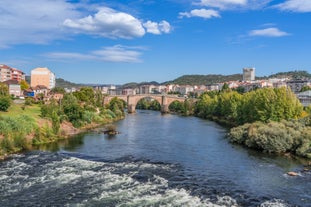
104 94 188 113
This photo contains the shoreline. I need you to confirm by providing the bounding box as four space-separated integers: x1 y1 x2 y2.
0 116 124 161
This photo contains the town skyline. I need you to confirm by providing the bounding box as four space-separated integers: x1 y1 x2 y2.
1 0 311 84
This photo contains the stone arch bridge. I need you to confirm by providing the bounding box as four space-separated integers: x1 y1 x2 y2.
104 94 189 113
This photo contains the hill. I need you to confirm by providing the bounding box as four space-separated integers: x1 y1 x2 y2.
165 74 243 85
56 78 84 88
268 70 311 79
25 76 83 88
121 81 160 89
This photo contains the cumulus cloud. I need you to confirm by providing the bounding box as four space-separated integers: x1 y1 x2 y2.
0 0 79 47
249 27 290 37
64 7 172 38
44 45 144 63
0 1 171 47
63 7 146 39
143 20 172 34
179 9 220 19
275 0 311 12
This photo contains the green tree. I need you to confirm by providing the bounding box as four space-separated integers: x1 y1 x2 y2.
62 93 83 126
51 111 60 134
73 87 95 104
20 80 30 91
108 97 125 117
0 83 9 96
50 87 66 94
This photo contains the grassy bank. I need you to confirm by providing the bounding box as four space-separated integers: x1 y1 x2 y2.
0 102 124 159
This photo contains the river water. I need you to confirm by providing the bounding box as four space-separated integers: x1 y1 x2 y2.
1 111 311 207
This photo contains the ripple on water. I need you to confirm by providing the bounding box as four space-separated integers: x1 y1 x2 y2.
0 151 298 207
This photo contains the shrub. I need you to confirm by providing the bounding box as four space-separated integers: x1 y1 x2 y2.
0 96 11 111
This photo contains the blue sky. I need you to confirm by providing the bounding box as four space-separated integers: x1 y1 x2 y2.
0 0 311 84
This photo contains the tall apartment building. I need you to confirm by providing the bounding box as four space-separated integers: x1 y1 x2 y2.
31 67 55 89
243 68 255 81
11 68 25 82
0 64 25 82
0 64 13 82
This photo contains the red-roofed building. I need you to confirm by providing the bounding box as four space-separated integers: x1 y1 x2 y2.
11 68 25 82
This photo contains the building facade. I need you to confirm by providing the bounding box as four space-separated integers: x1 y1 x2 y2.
0 64 13 82
243 68 255 81
3 80 22 97
0 64 26 82
11 68 25 82
31 67 55 89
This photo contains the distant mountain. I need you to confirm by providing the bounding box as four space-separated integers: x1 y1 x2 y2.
164 74 243 85
55 78 84 88
267 70 311 79
121 81 160 89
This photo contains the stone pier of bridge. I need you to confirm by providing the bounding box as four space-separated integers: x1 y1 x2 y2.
104 94 187 114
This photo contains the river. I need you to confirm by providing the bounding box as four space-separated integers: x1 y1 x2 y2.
1 111 311 206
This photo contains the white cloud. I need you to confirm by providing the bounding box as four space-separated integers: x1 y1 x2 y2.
44 45 144 63
179 9 220 19
63 7 146 39
249 27 290 37
0 0 79 47
0 1 171 47
196 0 247 9
275 0 311 12
143 20 172 34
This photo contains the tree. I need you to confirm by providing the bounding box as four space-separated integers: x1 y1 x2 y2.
108 97 125 117
50 87 65 94
20 80 30 91
0 83 9 96
62 93 83 126
73 87 95 104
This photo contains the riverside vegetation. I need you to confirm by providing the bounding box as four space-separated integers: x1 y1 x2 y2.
194 86 311 158
136 85 311 158
0 86 126 157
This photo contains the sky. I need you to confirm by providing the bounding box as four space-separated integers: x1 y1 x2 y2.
0 0 311 84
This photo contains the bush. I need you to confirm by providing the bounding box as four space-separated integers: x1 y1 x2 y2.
229 120 311 157
0 96 11 111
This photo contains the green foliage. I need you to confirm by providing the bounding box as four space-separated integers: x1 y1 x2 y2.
41 99 59 118
55 78 82 88
228 120 311 157
20 80 29 91
73 87 95 104
25 97 35 105
268 70 311 79
0 115 37 154
108 97 125 117
51 111 60 134
169 101 183 113
62 93 83 125
136 98 161 111
0 83 9 96
50 87 66 94
195 87 303 126
166 74 243 85
0 96 11 111
82 111 96 124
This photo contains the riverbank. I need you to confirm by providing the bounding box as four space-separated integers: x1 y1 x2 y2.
0 117 123 160
0 103 124 160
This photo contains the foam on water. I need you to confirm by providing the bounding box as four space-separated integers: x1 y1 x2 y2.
0 152 296 207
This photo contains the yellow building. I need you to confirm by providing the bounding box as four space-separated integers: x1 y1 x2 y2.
31 67 55 89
